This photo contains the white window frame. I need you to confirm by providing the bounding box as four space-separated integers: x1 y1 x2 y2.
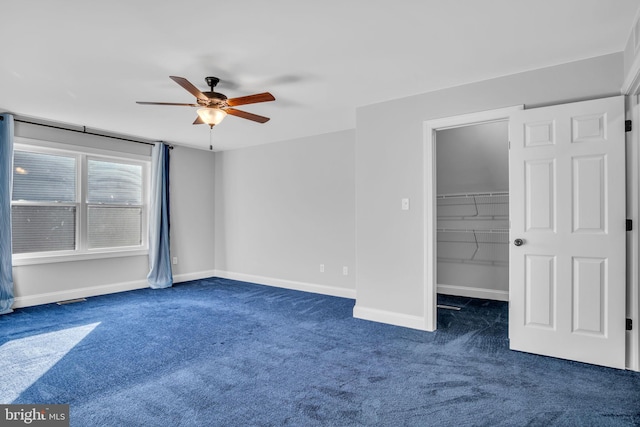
11 137 150 266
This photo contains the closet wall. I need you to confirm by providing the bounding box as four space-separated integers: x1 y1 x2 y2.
436 120 509 301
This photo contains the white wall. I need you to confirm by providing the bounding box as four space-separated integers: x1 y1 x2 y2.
214 130 356 298
169 145 217 281
11 122 216 307
623 11 640 91
354 53 624 329
436 122 509 195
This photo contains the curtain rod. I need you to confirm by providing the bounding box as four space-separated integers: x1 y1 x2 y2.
10 117 173 149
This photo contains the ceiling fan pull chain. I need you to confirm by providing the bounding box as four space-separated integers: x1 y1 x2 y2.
209 127 213 151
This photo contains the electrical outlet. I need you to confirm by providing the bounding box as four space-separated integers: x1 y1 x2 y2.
172 257 178 265
343 266 348 275
320 264 325 273
401 198 410 210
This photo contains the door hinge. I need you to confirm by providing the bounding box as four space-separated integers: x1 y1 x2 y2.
627 318 633 331
508 140 511 150
627 219 633 231
626 120 632 132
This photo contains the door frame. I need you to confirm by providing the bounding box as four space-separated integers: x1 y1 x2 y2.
423 105 523 331
624 93 640 371
622 57 640 371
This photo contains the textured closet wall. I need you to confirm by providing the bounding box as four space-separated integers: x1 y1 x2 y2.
436 122 508 195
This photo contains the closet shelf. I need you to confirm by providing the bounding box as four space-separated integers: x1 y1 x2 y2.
437 193 509 221
437 228 508 233
438 233 509 245
436 215 508 220
437 192 509 199
438 257 509 267
437 192 510 263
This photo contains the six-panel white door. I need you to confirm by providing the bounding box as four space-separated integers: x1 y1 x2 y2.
509 96 626 369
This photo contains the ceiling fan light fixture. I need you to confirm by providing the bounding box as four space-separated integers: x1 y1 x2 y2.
197 107 227 127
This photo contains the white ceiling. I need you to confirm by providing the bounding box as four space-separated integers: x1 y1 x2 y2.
1 0 639 151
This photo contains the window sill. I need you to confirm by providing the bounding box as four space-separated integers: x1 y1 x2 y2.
12 248 149 266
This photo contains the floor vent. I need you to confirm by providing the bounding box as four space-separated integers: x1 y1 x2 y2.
437 304 461 311
56 298 87 305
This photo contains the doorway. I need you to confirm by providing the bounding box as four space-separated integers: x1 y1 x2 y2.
435 121 510 302
423 106 522 332
425 98 628 369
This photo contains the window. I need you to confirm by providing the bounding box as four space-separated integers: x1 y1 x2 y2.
86 159 144 249
11 141 149 263
12 150 77 254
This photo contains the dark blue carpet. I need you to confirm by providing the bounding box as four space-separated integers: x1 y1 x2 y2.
1 278 639 426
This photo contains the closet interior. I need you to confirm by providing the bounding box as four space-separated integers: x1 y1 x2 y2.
435 120 510 301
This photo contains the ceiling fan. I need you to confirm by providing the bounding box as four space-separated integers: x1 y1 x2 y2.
136 76 275 128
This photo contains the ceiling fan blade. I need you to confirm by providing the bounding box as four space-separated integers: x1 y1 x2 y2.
136 101 198 106
226 108 270 123
193 115 205 125
169 76 209 101
226 92 275 107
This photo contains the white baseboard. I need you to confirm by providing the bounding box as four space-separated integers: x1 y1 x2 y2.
173 269 218 284
13 279 149 308
353 304 429 331
11 269 355 309
213 270 356 299
12 269 219 309
438 284 509 302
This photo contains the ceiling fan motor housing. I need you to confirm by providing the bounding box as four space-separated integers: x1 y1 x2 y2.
201 77 228 107
200 91 228 107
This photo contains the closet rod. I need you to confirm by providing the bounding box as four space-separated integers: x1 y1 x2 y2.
438 240 508 245
438 257 509 267
437 228 508 233
13 118 173 149
437 191 509 199
437 216 509 220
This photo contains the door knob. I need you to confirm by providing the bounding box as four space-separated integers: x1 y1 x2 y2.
514 238 524 246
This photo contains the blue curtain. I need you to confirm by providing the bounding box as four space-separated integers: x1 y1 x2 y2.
0 114 14 314
147 143 173 289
